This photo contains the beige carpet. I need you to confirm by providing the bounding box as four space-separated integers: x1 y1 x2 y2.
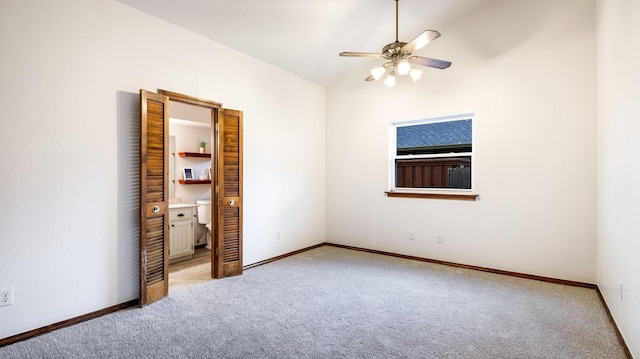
1 246 627 358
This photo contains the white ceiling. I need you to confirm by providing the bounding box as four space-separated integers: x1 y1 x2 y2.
116 0 493 86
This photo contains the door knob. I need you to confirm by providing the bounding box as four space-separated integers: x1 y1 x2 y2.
228 200 235 206
152 206 160 213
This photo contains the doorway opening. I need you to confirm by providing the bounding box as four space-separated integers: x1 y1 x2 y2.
167 100 213 289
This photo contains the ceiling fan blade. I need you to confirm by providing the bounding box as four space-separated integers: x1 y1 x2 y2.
409 56 451 69
339 52 383 58
402 30 441 53
365 75 375 81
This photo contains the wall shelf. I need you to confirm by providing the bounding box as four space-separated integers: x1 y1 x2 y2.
178 180 211 185
178 152 211 158
178 151 211 185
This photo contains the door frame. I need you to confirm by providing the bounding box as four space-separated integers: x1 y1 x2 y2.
158 89 222 280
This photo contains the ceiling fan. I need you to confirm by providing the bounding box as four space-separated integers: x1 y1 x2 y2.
339 0 451 86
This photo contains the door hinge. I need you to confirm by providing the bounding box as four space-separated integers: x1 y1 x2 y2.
215 122 219 132
215 185 219 194
215 247 219 256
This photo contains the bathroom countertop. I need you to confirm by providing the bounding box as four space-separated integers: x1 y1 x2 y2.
169 203 198 209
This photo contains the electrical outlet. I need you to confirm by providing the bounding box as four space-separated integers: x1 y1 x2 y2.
408 232 415 240
276 232 281 240
0 287 13 307
437 234 444 244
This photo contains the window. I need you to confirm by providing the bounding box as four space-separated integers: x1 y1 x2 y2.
390 114 473 192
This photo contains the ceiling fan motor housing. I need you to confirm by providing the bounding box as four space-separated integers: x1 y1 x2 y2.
382 42 410 62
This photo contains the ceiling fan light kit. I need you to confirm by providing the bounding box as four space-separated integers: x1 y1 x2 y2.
339 0 451 85
409 68 423 81
371 66 386 80
397 60 411 75
384 72 397 87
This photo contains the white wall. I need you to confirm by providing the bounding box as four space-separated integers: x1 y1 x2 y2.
597 0 640 356
326 0 597 283
0 0 325 339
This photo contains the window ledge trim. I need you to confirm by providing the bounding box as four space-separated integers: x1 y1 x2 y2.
385 191 479 201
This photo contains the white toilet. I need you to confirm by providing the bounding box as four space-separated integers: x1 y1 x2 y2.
196 199 212 250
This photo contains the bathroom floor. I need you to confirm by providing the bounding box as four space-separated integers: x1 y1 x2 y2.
168 247 212 288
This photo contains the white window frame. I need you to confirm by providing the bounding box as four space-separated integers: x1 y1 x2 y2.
389 113 474 193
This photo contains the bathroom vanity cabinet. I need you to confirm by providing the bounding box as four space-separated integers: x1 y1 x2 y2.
169 205 196 261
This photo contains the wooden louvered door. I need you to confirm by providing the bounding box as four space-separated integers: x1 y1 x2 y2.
214 109 243 278
139 90 169 306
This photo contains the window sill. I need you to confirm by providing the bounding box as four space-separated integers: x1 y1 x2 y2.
385 191 478 201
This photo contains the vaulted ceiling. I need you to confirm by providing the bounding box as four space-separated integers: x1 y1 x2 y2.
116 0 493 86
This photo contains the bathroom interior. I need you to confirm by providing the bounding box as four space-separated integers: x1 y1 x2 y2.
167 100 214 285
